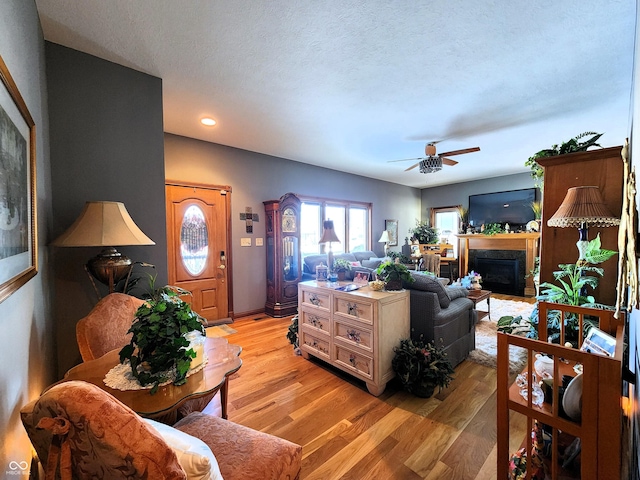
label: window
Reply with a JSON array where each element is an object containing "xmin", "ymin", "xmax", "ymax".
[
  {"xmin": 300, "ymin": 197, "xmax": 371, "ymax": 256},
  {"xmin": 431, "ymin": 206, "xmax": 460, "ymax": 256}
]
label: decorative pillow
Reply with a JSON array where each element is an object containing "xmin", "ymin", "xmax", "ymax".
[
  {"xmin": 405, "ymin": 271, "xmax": 451, "ymax": 308},
  {"xmin": 446, "ymin": 286, "xmax": 469, "ymax": 300},
  {"xmin": 144, "ymin": 419, "xmax": 223, "ymax": 480},
  {"xmin": 349, "ymin": 261, "xmax": 362, "ymax": 268}
]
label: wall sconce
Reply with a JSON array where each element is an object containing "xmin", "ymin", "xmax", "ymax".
[{"xmin": 52, "ymin": 201, "xmax": 155, "ymax": 297}]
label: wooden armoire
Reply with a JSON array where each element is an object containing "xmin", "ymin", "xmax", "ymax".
[{"xmin": 537, "ymin": 146, "xmax": 623, "ymax": 306}]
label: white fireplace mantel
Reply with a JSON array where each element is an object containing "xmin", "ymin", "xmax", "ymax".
[{"xmin": 456, "ymin": 233, "xmax": 540, "ymax": 297}]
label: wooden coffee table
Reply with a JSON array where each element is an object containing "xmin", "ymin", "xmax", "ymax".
[
  {"xmin": 53, "ymin": 337, "xmax": 242, "ymax": 424},
  {"xmin": 467, "ymin": 289, "xmax": 491, "ymax": 320}
]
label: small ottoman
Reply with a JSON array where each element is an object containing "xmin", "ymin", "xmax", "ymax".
[{"xmin": 173, "ymin": 412, "xmax": 302, "ymax": 480}]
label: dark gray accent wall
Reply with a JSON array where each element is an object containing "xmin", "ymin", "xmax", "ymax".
[
  {"xmin": 46, "ymin": 43, "xmax": 167, "ymax": 375},
  {"xmin": 421, "ymin": 172, "xmax": 536, "ymax": 215},
  {"xmin": 0, "ymin": 0, "xmax": 55, "ymax": 468},
  {"xmin": 165, "ymin": 133, "xmax": 422, "ymax": 315}
]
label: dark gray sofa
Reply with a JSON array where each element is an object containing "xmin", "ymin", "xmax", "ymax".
[
  {"xmin": 301, "ymin": 250, "xmax": 385, "ymax": 281},
  {"xmin": 403, "ymin": 271, "xmax": 477, "ymax": 368}
]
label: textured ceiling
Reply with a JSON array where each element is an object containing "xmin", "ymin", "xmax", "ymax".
[{"xmin": 35, "ymin": 0, "xmax": 636, "ymax": 188}]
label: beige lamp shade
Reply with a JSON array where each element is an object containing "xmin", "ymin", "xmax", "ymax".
[
  {"xmin": 547, "ymin": 186, "xmax": 620, "ymax": 228},
  {"xmin": 378, "ymin": 230, "xmax": 390, "ymax": 243},
  {"xmin": 318, "ymin": 220, "xmax": 340, "ymax": 244},
  {"xmin": 52, "ymin": 201, "xmax": 155, "ymax": 247},
  {"xmin": 52, "ymin": 201, "xmax": 155, "ymax": 296}
]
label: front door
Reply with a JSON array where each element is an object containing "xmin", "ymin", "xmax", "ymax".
[{"xmin": 166, "ymin": 183, "xmax": 232, "ymax": 324}]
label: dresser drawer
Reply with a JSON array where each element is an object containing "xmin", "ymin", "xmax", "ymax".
[
  {"xmin": 334, "ymin": 344, "xmax": 373, "ymax": 380},
  {"xmin": 300, "ymin": 330, "xmax": 330, "ymax": 360},
  {"xmin": 334, "ymin": 319, "xmax": 373, "ymax": 353},
  {"xmin": 334, "ymin": 297, "xmax": 373, "ymax": 324},
  {"xmin": 300, "ymin": 289, "xmax": 330, "ymax": 310},
  {"xmin": 300, "ymin": 309, "xmax": 330, "ymax": 335}
]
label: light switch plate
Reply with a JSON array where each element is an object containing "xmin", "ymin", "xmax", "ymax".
[
  {"xmin": 240, "ymin": 238, "xmax": 252, "ymax": 247},
  {"xmin": 256, "ymin": 238, "xmax": 264, "ymax": 246}
]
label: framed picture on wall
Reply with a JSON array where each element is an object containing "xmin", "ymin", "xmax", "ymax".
[
  {"xmin": 385, "ymin": 219, "xmax": 398, "ymax": 246},
  {"xmin": 0, "ymin": 54, "xmax": 37, "ymax": 304}
]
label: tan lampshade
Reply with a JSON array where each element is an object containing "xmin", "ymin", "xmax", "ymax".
[
  {"xmin": 378, "ymin": 230, "xmax": 390, "ymax": 243},
  {"xmin": 52, "ymin": 201, "xmax": 155, "ymax": 296},
  {"xmin": 319, "ymin": 220, "xmax": 340, "ymax": 244},
  {"xmin": 52, "ymin": 201, "xmax": 155, "ymax": 247},
  {"xmin": 547, "ymin": 186, "xmax": 620, "ymax": 228}
]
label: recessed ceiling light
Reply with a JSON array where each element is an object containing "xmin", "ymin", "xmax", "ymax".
[{"xmin": 200, "ymin": 117, "xmax": 216, "ymax": 126}]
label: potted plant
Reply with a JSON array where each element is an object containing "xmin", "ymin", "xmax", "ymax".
[
  {"xmin": 119, "ymin": 278, "xmax": 206, "ymax": 394},
  {"xmin": 375, "ymin": 260, "xmax": 414, "ymax": 291},
  {"xmin": 391, "ymin": 337, "xmax": 455, "ymax": 398},
  {"xmin": 457, "ymin": 205, "xmax": 469, "ymax": 233},
  {"xmin": 333, "ymin": 258, "xmax": 353, "ymax": 281},
  {"xmin": 525, "ymin": 131, "xmax": 603, "ymax": 187},
  {"xmin": 408, "ymin": 220, "xmax": 439, "ymax": 244}
]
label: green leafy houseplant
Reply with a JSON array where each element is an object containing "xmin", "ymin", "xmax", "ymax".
[
  {"xmin": 525, "ymin": 132, "xmax": 603, "ymax": 187},
  {"xmin": 409, "ymin": 220, "xmax": 439, "ymax": 244},
  {"xmin": 333, "ymin": 258, "xmax": 353, "ymax": 272},
  {"xmin": 392, "ymin": 337, "xmax": 454, "ymax": 398},
  {"xmin": 375, "ymin": 260, "xmax": 415, "ymax": 291},
  {"xmin": 388, "ymin": 251, "xmax": 412, "ymax": 264},
  {"xmin": 533, "ymin": 234, "xmax": 617, "ymax": 344},
  {"xmin": 286, "ymin": 314, "xmax": 299, "ymax": 351},
  {"xmin": 482, "ymin": 223, "xmax": 504, "ymax": 236},
  {"xmin": 119, "ymin": 281, "xmax": 205, "ymax": 394}
]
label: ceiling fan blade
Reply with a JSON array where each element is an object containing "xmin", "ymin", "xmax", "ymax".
[
  {"xmin": 441, "ymin": 157, "xmax": 458, "ymax": 166},
  {"xmin": 438, "ymin": 146, "xmax": 480, "ymax": 157},
  {"xmin": 388, "ymin": 157, "xmax": 423, "ymax": 163},
  {"xmin": 405, "ymin": 162, "xmax": 421, "ymax": 171}
]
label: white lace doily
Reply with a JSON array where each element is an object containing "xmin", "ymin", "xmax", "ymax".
[{"xmin": 104, "ymin": 355, "xmax": 208, "ymax": 391}]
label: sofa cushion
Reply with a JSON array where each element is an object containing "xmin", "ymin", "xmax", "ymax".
[
  {"xmin": 361, "ymin": 258, "xmax": 383, "ymax": 269},
  {"xmin": 352, "ymin": 250, "xmax": 378, "ymax": 262},
  {"xmin": 446, "ymin": 286, "xmax": 469, "ymax": 301},
  {"xmin": 405, "ymin": 271, "xmax": 451, "ymax": 308}
]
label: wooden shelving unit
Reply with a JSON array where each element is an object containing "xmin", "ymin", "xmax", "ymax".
[{"xmin": 497, "ymin": 302, "xmax": 625, "ymax": 479}]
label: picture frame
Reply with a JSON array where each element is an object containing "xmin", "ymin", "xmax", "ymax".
[
  {"xmin": 353, "ymin": 271, "xmax": 370, "ymax": 285},
  {"xmin": 580, "ymin": 326, "xmax": 617, "ymax": 357},
  {"xmin": 0, "ymin": 55, "xmax": 37, "ymax": 304},
  {"xmin": 385, "ymin": 219, "xmax": 398, "ymax": 246}
]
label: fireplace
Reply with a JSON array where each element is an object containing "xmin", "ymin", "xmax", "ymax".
[
  {"xmin": 457, "ymin": 233, "xmax": 540, "ymax": 297},
  {"xmin": 468, "ymin": 248, "xmax": 527, "ymax": 296},
  {"xmin": 476, "ymin": 257, "xmax": 520, "ymax": 295}
]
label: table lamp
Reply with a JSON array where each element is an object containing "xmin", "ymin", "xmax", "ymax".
[
  {"xmin": 378, "ymin": 230, "xmax": 390, "ymax": 258},
  {"xmin": 319, "ymin": 220, "xmax": 340, "ymax": 272},
  {"xmin": 52, "ymin": 201, "xmax": 155, "ymax": 296},
  {"xmin": 547, "ymin": 186, "xmax": 620, "ymax": 264}
]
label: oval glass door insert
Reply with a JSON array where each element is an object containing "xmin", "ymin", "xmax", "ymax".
[{"xmin": 180, "ymin": 204, "xmax": 208, "ymax": 275}]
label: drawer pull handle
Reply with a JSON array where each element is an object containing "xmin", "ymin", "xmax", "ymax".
[
  {"xmin": 346, "ymin": 329, "xmax": 361, "ymax": 343},
  {"xmin": 309, "ymin": 294, "xmax": 320, "ymax": 306},
  {"xmin": 310, "ymin": 316, "xmax": 323, "ymax": 329},
  {"xmin": 347, "ymin": 302, "xmax": 359, "ymax": 317},
  {"xmin": 306, "ymin": 339, "xmax": 328, "ymax": 354}
]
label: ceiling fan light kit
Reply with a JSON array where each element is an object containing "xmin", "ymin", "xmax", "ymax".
[{"xmin": 419, "ymin": 156, "xmax": 443, "ymax": 173}]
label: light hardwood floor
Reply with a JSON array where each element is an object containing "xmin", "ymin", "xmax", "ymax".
[{"xmin": 224, "ymin": 294, "xmax": 535, "ymax": 479}]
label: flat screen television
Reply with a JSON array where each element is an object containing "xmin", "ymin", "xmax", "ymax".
[{"xmin": 468, "ymin": 188, "xmax": 538, "ymax": 229}]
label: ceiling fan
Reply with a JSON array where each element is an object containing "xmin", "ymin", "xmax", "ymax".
[{"xmin": 389, "ymin": 142, "xmax": 480, "ymax": 173}]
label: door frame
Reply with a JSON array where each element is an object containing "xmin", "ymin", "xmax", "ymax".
[{"xmin": 165, "ymin": 180, "xmax": 234, "ymax": 319}]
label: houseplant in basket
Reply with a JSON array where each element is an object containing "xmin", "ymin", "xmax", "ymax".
[
  {"xmin": 408, "ymin": 220, "xmax": 439, "ymax": 244},
  {"xmin": 375, "ymin": 260, "xmax": 414, "ymax": 291},
  {"xmin": 333, "ymin": 258, "xmax": 353, "ymax": 281},
  {"xmin": 119, "ymin": 277, "xmax": 206, "ymax": 394},
  {"xmin": 392, "ymin": 337, "xmax": 454, "ymax": 398}
]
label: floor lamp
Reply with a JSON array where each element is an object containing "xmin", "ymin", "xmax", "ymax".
[
  {"xmin": 52, "ymin": 201, "xmax": 155, "ymax": 298},
  {"xmin": 319, "ymin": 220, "xmax": 340, "ymax": 272}
]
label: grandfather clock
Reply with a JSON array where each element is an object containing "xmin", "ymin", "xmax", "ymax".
[{"xmin": 264, "ymin": 193, "xmax": 301, "ymax": 317}]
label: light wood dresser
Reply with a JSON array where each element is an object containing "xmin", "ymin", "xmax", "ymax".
[{"xmin": 297, "ymin": 280, "xmax": 409, "ymax": 396}]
